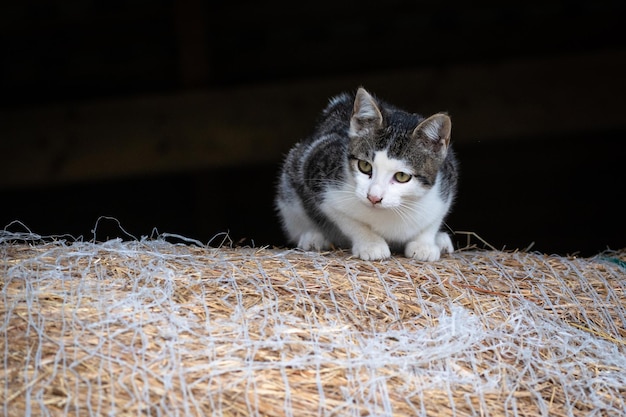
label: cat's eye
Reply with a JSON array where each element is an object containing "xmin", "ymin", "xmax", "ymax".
[
  {"xmin": 394, "ymin": 172, "xmax": 412, "ymax": 183},
  {"xmin": 357, "ymin": 160, "xmax": 372, "ymax": 175}
]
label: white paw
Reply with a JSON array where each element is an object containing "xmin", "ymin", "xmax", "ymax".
[
  {"xmin": 436, "ymin": 231, "xmax": 454, "ymax": 254},
  {"xmin": 405, "ymin": 240, "xmax": 441, "ymax": 262},
  {"xmin": 352, "ymin": 240, "xmax": 391, "ymax": 261},
  {"xmin": 298, "ymin": 231, "xmax": 330, "ymax": 251}
]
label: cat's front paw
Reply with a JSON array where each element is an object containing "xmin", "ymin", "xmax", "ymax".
[
  {"xmin": 298, "ymin": 231, "xmax": 330, "ymax": 251},
  {"xmin": 405, "ymin": 240, "xmax": 441, "ymax": 262},
  {"xmin": 435, "ymin": 232, "xmax": 454, "ymax": 254},
  {"xmin": 352, "ymin": 241, "xmax": 391, "ymax": 261}
]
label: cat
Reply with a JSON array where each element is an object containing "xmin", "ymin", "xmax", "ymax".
[{"xmin": 275, "ymin": 87, "xmax": 458, "ymax": 261}]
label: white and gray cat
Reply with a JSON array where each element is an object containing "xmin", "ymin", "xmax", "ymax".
[{"xmin": 276, "ymin": 87, "xmax": 458, "ymax": 261}]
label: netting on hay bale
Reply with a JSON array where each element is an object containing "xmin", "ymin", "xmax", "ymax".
[{"xmin": 1, "ymin": 230, "xmax": 625, "ymax": 416}]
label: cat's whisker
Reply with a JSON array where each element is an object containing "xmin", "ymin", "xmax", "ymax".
[{"xmin": 391, "ymin": 204, "xmax": 421, "ymax": 228}]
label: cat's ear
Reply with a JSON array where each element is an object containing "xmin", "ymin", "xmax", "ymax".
[
  {"xmin": 412, "ymin": 113, "xmax": 452, "ymax": 151},
  {"xmin": 349, "ymin": 87, "xmax": 383, "ymax": 137}
]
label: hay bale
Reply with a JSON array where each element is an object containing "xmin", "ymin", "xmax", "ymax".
[{"xmin": 1, "ymin": 234, "xmax": 625, "ymax": 416}]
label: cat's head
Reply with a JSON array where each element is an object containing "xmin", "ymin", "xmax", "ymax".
[{"xmin": 346, "ymin": 87, "xmax": 452, "ymax": 209}]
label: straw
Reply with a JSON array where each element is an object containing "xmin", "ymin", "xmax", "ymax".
[{"xmin": 1, "ymin": 231, "xmax": 625, "ymax": 416}]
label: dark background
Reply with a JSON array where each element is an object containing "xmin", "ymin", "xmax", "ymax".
[{"xmin": 1, "ymin": 1, "xmax": 625, "ymax": 256}]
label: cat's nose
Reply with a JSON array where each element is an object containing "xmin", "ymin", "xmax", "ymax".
[{"xmin": 367, "ymin": 194, "xmax": 383, "ymax": 205}]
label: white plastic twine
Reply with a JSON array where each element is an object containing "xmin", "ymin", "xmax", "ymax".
[{"xmin": 1, "ymin": 227, "xmax": 625, "ymax": 416}]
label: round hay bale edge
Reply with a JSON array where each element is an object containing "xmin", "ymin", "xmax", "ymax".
[{"xmin": 1, "ymin": 236, "xmax": 625, "ymax": 416}]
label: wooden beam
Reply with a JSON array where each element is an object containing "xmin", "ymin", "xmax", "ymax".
[{"xmin": 1, "ymin": 49, "xmax": 624, "ymax": 188}]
